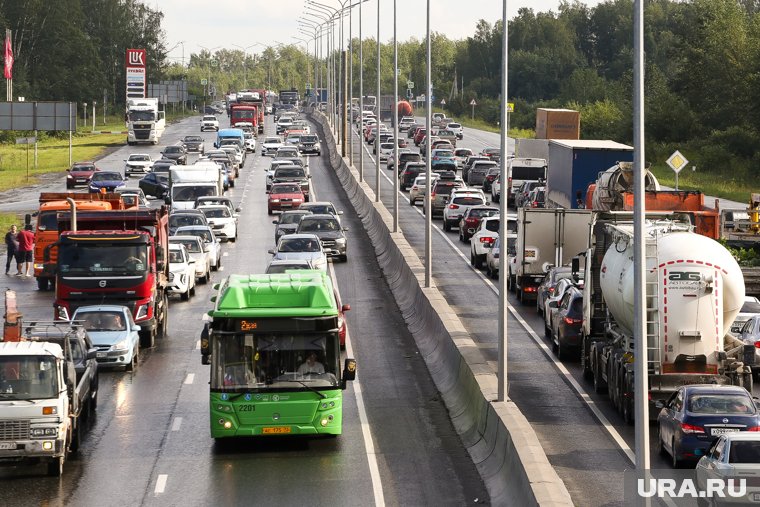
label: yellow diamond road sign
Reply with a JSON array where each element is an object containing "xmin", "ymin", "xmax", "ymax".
[{"xmin": 666, "ymin": 150, "xmax": 689, "ymax": 174}]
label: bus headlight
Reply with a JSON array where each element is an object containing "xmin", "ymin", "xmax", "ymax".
[{"xmin": 320, "ymin": 418, "xmax": 329, "ymax": 427}]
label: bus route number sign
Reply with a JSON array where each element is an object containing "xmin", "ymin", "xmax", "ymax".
[{"xmin": 239, "ymin": 320, "xmax": 258, "ymax": 331}]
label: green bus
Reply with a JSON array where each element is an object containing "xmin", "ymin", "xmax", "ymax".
[{"xmin": 201, "ymin": 272, "xmax": 356, "ymax": 438}]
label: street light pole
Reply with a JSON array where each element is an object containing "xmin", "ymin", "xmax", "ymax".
[
  {"xmin": 359, "ymin": 0, "xmax": 364, "ymax": 181},
  {"xmin": 424, "ymin": 0, "xmax": 432, "ymax": 288},
  {"xmin": 392, "ymin": 0, "xmax": 398, "ymax": 231},
  {"xmin": 497, "ymin": 0, "xmax": 509, "ymax": 402},
  {"xmin": 374, "ymin": 0, "xmax": 380, "ymax": 203}
]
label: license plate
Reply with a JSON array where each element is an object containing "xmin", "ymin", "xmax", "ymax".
[
  {"xmin": 262, "ymin": 427, "xmax": 291, "ymax": 435},
  {"xmin": 0, "ymin": 442, "xmax": 17, "ymax": 450},
  {"xmin": 96, "ymin": 352, "xmax": 107, "ymax": 359},
  {"xmin": 711, "ymin": 428, "xmax": 740, "ymax": 436},
  {"xmin": 753, "ymin": 493, "xmax": 760, "ymax": 501}
]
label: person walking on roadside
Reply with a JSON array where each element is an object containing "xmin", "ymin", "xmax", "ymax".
[
  {"xmin": 4, "ymin": 225, "xmax": 18, "ymax": 275},
  {"xmin": 15, "ymin": 224, "xmax": 34, "ymax": 277}
]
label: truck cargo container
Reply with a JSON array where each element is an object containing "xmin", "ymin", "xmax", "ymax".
[
  {"xmin": 546, "ymin": 140, "xmax": 633, "ymax": 209},
  {"xmin": 535, "ymin": 108, "xmax": 580, "ymax": 140}
]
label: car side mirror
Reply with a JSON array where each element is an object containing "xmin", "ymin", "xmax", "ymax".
[
  {"xmin": 216, "ymin": 238, "xmax": 221, "ymax": 243},
  {"xmin": 342, "ymin": 227, "xmax": 349, "ymax": 232},
  {"xmin": 87, "ymin": 348, "xmax": 98, "ymax": 360},
  {"xmin": 654, "ymin": 400, "xmax": 665, "ymax": 409},
  {"xmin": 133, "ymin": 325, "xmax": 142, "ymax": 332},
  {"xmin": 164, "ymin": 196, "xmax": 171, "ymax": 204},
  {"xmin": 338, "ymin": 210, "xmax": 344, "ymax": 215},
  {"xmin": 235, "ymin": 207, "xmax": 241, "ymax": 212},
  {"xmin": 268, "ymin": 249, "xmax": 275, "ymax": 254},
  {"xmin": 188, "ymin": 259, "xmax": 195, "ymax": 264},
  {"xmin": 548, "ymin": 301, "xmax": 558, "ymax": 309},
  {"xmin": 272, "ymin": 220, "xmax": 279, "ymax": 224}
]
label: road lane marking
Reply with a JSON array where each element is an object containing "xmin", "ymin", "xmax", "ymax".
[
  {"xmin": 195, "ymin": 339, "xmax": 201, "ymax": 349},
  {"xmin": 154, "ymin": 474, "xmax": 168, "ymax": 494},
  {"xmin": 329, "ymin": 262, "xmax": 386, "ymax": 507},
  {"xmin": 171, "ymin": 417, "xmax": 183, "ymax": 432},
  {"xmin": 223, "ymin": 252, "xmax": 229, "ymax": 257},
  {"xmin": 350, "ymin": 125, "xmax": 636, "ymax": 465},
  {"xmin": 184, "ymin": 373, "xmax": 194, "ymax": 385}
]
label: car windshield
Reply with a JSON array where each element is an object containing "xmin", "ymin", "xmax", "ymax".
[
  {"xmin": 164, "ymin": 147, "xmax": 182, "ymax": 153},
  {"xmin": 266, "ymin": 263, "xmax": 311, "ymax": 273},
  {"xmin": 92, "ymin": 172, "xmax": 122, "ymax": 181},
  {"xmin": 203, "ymin": 116, "xmax": 216, "ymax": 121},
  {"xmin": 170, "ymin": 215, "xmax": 204, "ymax": 228},
  {"xmin": 265, "ymin": 138, "xmax": 281, "ymax": 144},
  {"xmin": 172, "ymin": 239, "xmax": 201, "ymax": 253},
  {"xmin": 280, "ymin": 238, "xmax": 321, "ymax": 252},
  {"xmin": 77, "ymin": 310, "xmax": 127, "ymax": 332},
  {"xmin": 449, "ymin": 124, "xmax": 461, "ymax": 129},
  {"xmin": 688, "ymin": 394, "xmax": 757, "ymax": 414},
  {"xmin": 511, "ymin": 166, "xmax": 545, "ymax": 180},
  {"xmin": 71, "ymin": 164, "xmax": 95, "ymax": 172},
  {"xmin": 485, "ymin": 220, "xmax": 500, "ymax": 233},
  {"xmin": 275, "ymin": 168, "xmax": 305, "ymax": 178},
  {"xmin": 272, "ymin": 184, "xmax": 301, "ymax": 194},
  {"xmin": 279, "ymin": 213, "xmax": 308, "ymax": 225},
  {"xmin": 729, "ymin": 441, "xmax": 760, "ymax": 464},
  {"xmin": 299, "ymin": 218, "xmax": 339, "ymax": 232},
  {"xmin": 0, "ymin": 356, "xmax": 58, "ymax": 400},
  {"xmin": 381, "ymin": 143, "xmax": 393, "ymax": 150},
  {"xmin": 169, "ymin": 250, "xmax": 184, "ymax": 263},
  {"xmin": 129, "ymin": 155, "xmax": 150, "ymax": 162},
  {"xmin": 202, "ymin": 208, "xmax": 231, "ymax": 218},
  {"xmin": 741, "ymin": 300, "xmax": 760, "ymax": 313},
  {"xmin": 36, "ymin": 211, "xmax": 58, "ymax": 232},
  {"xmin": 184, "ymin": 136, "xmax": 202, "ymax": 142},
  {"xmin": 301, "ymin": 204, "xmax": 334, "ymax": 215},
  {"xmin": 302, "ymin": 135, "xmax": 318, "ymax": 143}
]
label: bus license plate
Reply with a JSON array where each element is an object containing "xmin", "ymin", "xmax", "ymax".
[
  {"xmin": 262, "ymin": 427, "xmax": 291, "ymax": 435},
  {"xmin": 0, "ymin": 442, "xmax": 17, "ymax": 450}
]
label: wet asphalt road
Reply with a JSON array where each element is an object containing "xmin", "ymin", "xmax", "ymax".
[{"xmin": 0, "ymin": 115, "xmax": 487, "ymax": 506}]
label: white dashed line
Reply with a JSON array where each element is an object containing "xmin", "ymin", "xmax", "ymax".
[
  {"xmin": 184, "ymin": 373, "xmax": 194, "ymax": 385},
  {"xmin": 171, "ymin": 417, "xmax": 183, "ymax": 432},
  {"xmin": 154, "ymin": 474, "xmax": 168, "ymax": 494}
]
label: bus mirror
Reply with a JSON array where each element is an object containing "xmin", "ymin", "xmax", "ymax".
[
  {"xmin": 200, "ymin": 323, "xmax": 211, "ymax": 362},
  {"xmin": 341, "ymin": 358, "xmax": 356, "ymax": 388}
]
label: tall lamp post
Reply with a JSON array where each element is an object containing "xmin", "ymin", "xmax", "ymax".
[
  {"xmin": 424, "ymin": 0, "xmax": 432, "ymax": 287},
  {"xmin": 374, "ymin": 0, "xmax": 380, "ymax": 202},
  {"xmin": 198, "ymin": 45, "xmax": 221, "ymax": 111},
  {"xmin": 497, "ymin": 0, "xmax": 509, "ymax": 402}
]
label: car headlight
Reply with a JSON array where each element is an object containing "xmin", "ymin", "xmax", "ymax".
[
  {"xmin": 112, "ymin": 337, "xmax": 131, "ymax": 350},
  {"xmin": 67, "ymin": 174, "xmax": 74, "ymax": 179},
  {"xmin": 270, "ymin": 199, "xmax": 280, "ymax": 202},
  {"xmin": 335, "ymin": 238, "xmax": 346, "ymax": 244},
  {"xmin": 168, "ymin": 272, "xmax": 175, "ymax": 282}
]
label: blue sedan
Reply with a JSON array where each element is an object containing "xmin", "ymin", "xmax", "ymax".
[
  {"xmin": 71, "ymin": 305, "xmax": 141, "ymax": 371},
  {"xmin": 88, "ymin": 171, "xmax": 125, "ymax": 193},
  {"xmin": 657, "ymin": 385, "xmax": 760, "ymax": 467}
]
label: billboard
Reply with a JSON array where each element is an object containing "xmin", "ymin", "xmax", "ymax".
[
  {"xmin": 0, "ymin": 102, "xmax": 76, "ymax": 131},
  {"xmin": 125, "ymin": 48, "xmax": 146, "ymax": 101}
]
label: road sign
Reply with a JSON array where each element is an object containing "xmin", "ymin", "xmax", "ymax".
[
  {"xmin": 15, "ymin": 137, "xmax": 36, "ymax": 144},
  {"xmin": 440, "ymin": 99, "xmax": 446, "ymax": 106},
  {"xmin": 201, "ymin": 79, "xmax": 208, "ymax": 86},
  {"xmin": 507, "ymin": 102, "xmax": 514, "ymax": 113},
  {"xmin": 407, "ymin": 81, "xmax": 414, "ymax": 89},
  {"xmin": 666, "ymin": 150, "xmax": 689, "ymax": 174},
  {"xmin": 469, "ymin": 99, "xmax": 477, "ymax": 106}
]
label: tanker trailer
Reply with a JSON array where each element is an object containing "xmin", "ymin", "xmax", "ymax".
[
  {"xmin": 397, "ymin": 100, "xmax": 413, "ymax": 120},
  {"xmin": 580, "ymin": 212, "xmax": 754, "ymax": 423}
]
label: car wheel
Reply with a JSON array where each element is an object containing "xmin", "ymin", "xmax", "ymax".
[
  {"xmin": 267, "ymin": 208, "xmax": 273, "ymax": 215},
  {"xmin": 190, "ymin": 284, "xmax": 196, "ymax": 296},
  {"xmin": 474, "ymin": 254, "xmax": 484, "ymax": 269},
  {"xmin": 181, "ymin": 289, "xmax": 190, "ymax": 301},
  {"xmin": 671, "ymin": 439, "xmax": 682, "ymax": 469},
  {"xmin": 443, "ymin": 220, "xmax": 450, "ymax": 232}
]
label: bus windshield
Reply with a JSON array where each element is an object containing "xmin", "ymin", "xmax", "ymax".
[{"xmin": 211, "ymin": 332, "xmax": 339, "ymax": 390}]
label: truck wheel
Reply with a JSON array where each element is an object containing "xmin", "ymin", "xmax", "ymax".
[
  {"xmin": 140, "ymin": 329, "xmax": 155, "ymax": 349},
  {"xmin": 47, "ymin": 456, "xmax": 64, "ymax": 477},
  {"xmin": 36, "ymin": 277, "xmax": 49, "ymax": 291},
  {"xmin": 70, "ymin": 420, "xmax": 81, "ymax": 453},
  {"xmin": 622, "ymin": 375, "xmax": 633, "ymax": 425},
  {"xmin": 593, "ymin": 359, "xmax": 607, "ymax": 394},
  {"xmin": 158, "ymin": 297, "xmax": 168, "ymax": 338}
]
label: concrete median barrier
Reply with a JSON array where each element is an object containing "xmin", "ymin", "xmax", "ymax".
[{"xmin": 309, "ymin": 110, "xmax": 572, "ymax": 506}]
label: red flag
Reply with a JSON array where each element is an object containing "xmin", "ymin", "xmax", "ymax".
[{"xmin": 4, "ymin": 36, "xmax": 13, "ymax": 80}]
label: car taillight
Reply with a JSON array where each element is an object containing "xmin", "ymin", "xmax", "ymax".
[
  {"xmin": 531, "ymin": 201, "xmax": 539, "ymax": 208},
  {"xmin": 748, "ymin": 426, "xmax": 760, "ymax": 432},
  {"xmin": 680, "ymin": 422, "xmax": 705, "ymax": 434},
  {"xmin": 466, "ymin": 218, "xmax": 478, "ymax": 224},
  {"xmin": 548, "ymin": 287, "xmax": 555, "ymax": 294},
  {"xmin": 507, "ymin": 177, "xmax": 512, "ymax": 190},
  {"xmin": 755, "ymin": 341, "xmax": 760, "ymax": 348},
  {"xmin": 480, "ymin": 237, "xmax": 494, "ymax": 244},
  {"xmin": 431, "ymin": 193, "xmax": 436, "ymax": 198},
  {"xmin": 449, "ymin": 204, "xmax": 459, "ymax": 209},
  {"xmin": 524, "ymin": 286, "xmax": 537, "ymax": 293},
  {"xmin": 411, "ymin": 185, "xmax": 418, "ymax": 190},
  {"xmin": 564, "ymin": 317, "xmax": 582, "ymax": 325}
]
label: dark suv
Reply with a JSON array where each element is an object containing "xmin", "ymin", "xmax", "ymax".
[
  {"xmin": 399, "ymin": 162, "xmax": 426, "ymax": 190},
  {"xmin": 160, "ymin": 145, "xmax": 188, "ymax": 165},
  {"xmin": 389, "ymin": 151, "xmax": 421, "ymax": 173},
  {"xmin": 426, "ymin": 178, "xmax": 465, "ymax": 217}
]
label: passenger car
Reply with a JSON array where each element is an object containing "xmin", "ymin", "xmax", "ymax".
[
  {"xmin": 267, "ymin": 233, "xmax": 328, "ymax": 271},
  {"xmin": 547, "ymin": 285, "xmax": 584, "ymax": 359},
  {"xmin": 264, "ymin": 259, "xmax": 314, "ymax": 273},
  {"xmin": 399, "ymin": 162, "xmax": 427, "ymax": 191},
  {"xmin": 388, "ymin": 150, "xmax": 420, "ymax": 173},
  {"xmin": 88, "ymin": 171, "xmax": 125, "ymax": 193},
  {"xmin": 138, "ymin": 172, "xmax": 169, "ymax": 199},
  {"xmin": 737, "ymin": 315, "xmax": 760, "ymax": 376},
  {"xmin": 526, "ymin": 187, "xmax": 546, "ymax": 208},
  {"xmin": 398, "ymin": 117, "xmax": 416, "ymax": 132},
  {"xmin": 298, "ymin": 134, "xmax": 321, "ymax": 155},
  {"xmin": 198, "ymin": 205, "xmax": 238, "ymax": 242},
  {"xmin": 174, "ymin": 225, "xmax": 222, "ymax": 271},
  {"xmin": 169, "ymin": 235, "xmax": 210, "ymax": 284},
  {"xmin": 124, "ymin": 154, "xmax": 154, "ymax": 176},
  {"xmin": 160, "ymin": 145, "xmax": 187, "ymax": 165},
  {"xmin": 467, "ymin": 161, "xmax": 499, "ymax": 187},
  {"xmin": 194, "ymin": 196, "xmax": 240, "ymax": 217},
  {"xmin": 273, "ymin": 210, "xmax": 312, "ymax": 243},
  {"xmin": 378, "ymin": 142, "xmax": 394, "ymax": 162},
  {"xmin": 485, "ymin": 236, "xmax": 501, "ymax": 279},
  {"xmin": 72, "ymin": 305, "xmax": 140, "ymax": 371},
  {"xmin": 425, "ymin": 178, "xmax": 466, "ymax": 217},
  {"xmin": 458, "ymin": 205, "xmax": 499, "ymax": 242},
  {"xmin": 696, "ymin": 432, "xmax": 760, "ymax": 504},
  {"xmin": 66, "ymin": 161, "xmax": 100, "ymax": 189},
  {"xmin": 536, "ymin": 266, "xmax": 575, "ymax": 317},
  {"xmin": 267, "ymin": 182, "xmax": 305, "ymax": 215},
  {"xmin": 514, "ymin": 180, "xmax": 543, "ymax": 208},
  {"xmin": 470, "ymin": 216, "xmax": 500, "ymax": 269},
  {"xmin": 453, "ymin": 148, "xmax": 473, "ymax": 170},
  {"xmin": 430, "ymin": 148, "xmax": 457, "ymax": 170},
  {"xmin": 114, "ymin": 187, "xmax": 149, "ymax": 209},
  {"xmin": 298, "ymin": 201, "xmax": 343, "ymax": 225},
  {"xmin": 168, "ymin": 211, "xmax": 208, "ymax": 235},
  {"xmin": 409, "ymin": 173, "xmax": 440, "ymax": 206},
  {"xmin": 181, "ymin": 135, "xmax": 204, "ymax": 154},
  {"xmin": 731, "ymin": 296, "xmax": 760, "ymax": 334},
  {"xmin": 201, "ymin": 115, "xmax": 220, "ymax": 132},
  {"xmin": 262, "ymin": 136, "xmax": 284, "ymax": 156},
  {"xmin": 296, "ymin": 214, "xmax": 348, "ymax": 261},
  {"xmin": 482, "ymin": 168, "xmax": 500, "ymax": 193},
  {"xmin": 442, "ymin": 191, "xmax": 487, "ymax": 231},
  {"xmin": 243, "ymin": 131, "xmax": 256, "ymax": 152},
  {"xmin": 657, "ymin": 385, "xmax": 760, "ymax": 467},
  {"xmin": 167, "ymin": 243, "xmax": 196, "ymax": 301},
  {"xmin": 446, "ymin": 122, "xmax": 464, "ymax": 139}
]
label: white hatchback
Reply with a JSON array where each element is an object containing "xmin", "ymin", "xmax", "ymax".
[{"xmin": 168, "ymin": 243, "xmax": 196, "ymax": 301}]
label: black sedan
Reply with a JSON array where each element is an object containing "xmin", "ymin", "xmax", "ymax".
[
  {"xmin": 657, "ymin": 385, "xmax": 760, "ymax": 468},
  {"xmin": 536, "ymin": 266, "xmax": 575, "ymax": 317},
  {"xmin": 161, "ymin": 145, "xmax": 187, "ymax": 165},
  {"xmin": 151, "ymin": 158, "xmax": 177, "ymax": 175},
  {"xmin": 139, "ymin": 172, "xmax": 169, "ymax": 199}
]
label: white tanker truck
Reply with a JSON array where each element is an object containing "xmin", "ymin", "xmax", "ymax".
[{"xmin": 580, "ymin": 211, "xmax": 755, "ymax": 423}]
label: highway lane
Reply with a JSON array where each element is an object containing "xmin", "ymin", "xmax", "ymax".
[
  {"xmin": 344, "ymin": 116, "xmax": 760, "ymax": 505},
  {"xmin": 0, "ymin": 114, "xmax": 486, "ymax": 506}
]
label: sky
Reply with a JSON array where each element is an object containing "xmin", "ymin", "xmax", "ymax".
[{"xmin": 153, "ymin": 0, "xmax": 604, "ymax": 64}]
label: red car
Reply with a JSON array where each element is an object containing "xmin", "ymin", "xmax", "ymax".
[
  {"xmin": 267, "ymin": 183, "xmax": 305, "ymax": 215},
  {"xmin": 414, "ymin": 128, "xmax": 428, "ymax": 146},
  {"xmin": 66, "ymin": 161, "xmax": 100, "ymax": 189},
  {"xmin": 335, "ymin": 289, "xmax": 351, "ymax": 349}
]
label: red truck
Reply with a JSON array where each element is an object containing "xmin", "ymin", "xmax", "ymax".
[
  {"xmin": 229, "ymin": 103, "xmax": 259, "ymax": 132},
  {"xmin": 237, "ymin": 90, "xmax": 265, "ymax": 133},
  {"xmin": 51, "ymin": 208, "xmax": 170, "ymax": 348}
]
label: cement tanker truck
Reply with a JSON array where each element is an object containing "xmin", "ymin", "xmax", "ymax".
[{"xmin": 581, "ymin": 211, "xmax": 754, "ymax": 423}]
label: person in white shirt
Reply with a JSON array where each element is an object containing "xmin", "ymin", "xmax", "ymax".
[{"xmin": 297, "ymin": 351, "xmax": 325, "ymax": 375}]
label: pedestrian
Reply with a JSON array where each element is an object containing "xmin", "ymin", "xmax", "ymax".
[
  {"xmin": 15, "ymin": 224, "xmax": 34, "ymax": 277},
  {"xmin": 4, "ymin": 224, "xmax": 18, "ymax": 275}
]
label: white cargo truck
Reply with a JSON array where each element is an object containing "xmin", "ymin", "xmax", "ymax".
[{"xmin": 127, "ymin": 98, "xmax": 166, "ymax": 145}]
